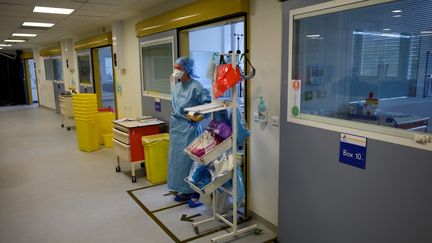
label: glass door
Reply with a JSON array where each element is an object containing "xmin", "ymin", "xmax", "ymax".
[
  {"xmin": 77, "ymin": 50, "xmax": 94, "ymax": 93},
  {"xmin": 92, "ymin": 46, "xmax": 116, "ymax": 112},
  {"xmin": 24, "ymin": 59, "xmax": 39, "ymax": 104},
  {"xmin": 180, "ymin": 17, "xmax": 246, "ymax": 113}
]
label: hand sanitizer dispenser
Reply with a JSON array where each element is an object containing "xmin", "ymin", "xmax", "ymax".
[{"xmin": 253, "ymin": 96, "xmax": 267, "ymax": 123}]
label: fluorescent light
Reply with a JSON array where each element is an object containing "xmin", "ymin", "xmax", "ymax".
[
  {"xmin": 12, "ymin": 33, "xmax": 37, "ymax": 37},
  {"xmin": 0, "ymin": 48, "xmax": 3, "ymax": 50},
  {"xmin": 307, "ymin": 34, "xmax": 320, "ymax": 38},
  {"xmin": 392, "ymin": 10, "xmax": 402, "ymax": 13},
  {"xmin": 421, "ymin": 31, "xmax": 432, "ymax": 34},
  {"xmin": 22, "ymin": 22, "xmax": 55, "ymax": 28},
  {"xmin": 393, "ymin": 15, "xmax": 402, "ymax": 18},
  {"xmin": 0, "ymin": 44, "xmax": 13, "ymax": 47},
  {"xmin": 33, "ymin": 6, "xmax": 74, "ymax": 15},
  {"xmin": 383, "ymin": 28, "xmax": 391, "ymax": 31},
  {"xmin": 5, "ymin": 39, "xmax": 26, "ymax": 43},
  {"xmin": 353, "ymin": 31, "xmax": 410, "ymax": 39}
]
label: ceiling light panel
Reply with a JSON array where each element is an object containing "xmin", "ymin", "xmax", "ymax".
[
  {"xmin": 33, "ymin": 6, "xmax": 75, "ymax": 15},
  {"xmin": 22, "ymin": 22, "xmax": 55, "ymax": 28},
  {"xmin": 0, "ymin": 44, "xmax": 12, "ymax": 47},
  {"xmin": 12, "ymin": 33, "xmax": 37, "ymax": 37},
  {"xmin": 5, "ymin": 39, "xmax": 26, "ymax": 43}
]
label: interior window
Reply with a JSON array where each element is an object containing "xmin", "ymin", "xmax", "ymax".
[
  {"xmin": 77, "ymin": 53, "xmax": 92, "ymax": 85},
  {"xmin": 44, "ymin": 58, "xmax": 53, "ymax": 81},
  {"xmin": 52, "ymin": 56, "xmax": 63, "ymax": 81},
  {"xmin": 292, "ymin": 0, "xmax": 432, "ymax": 134},
  {"xmin": 141, "ymin": 39, "xmax": 173, "ymax": 95},
  {"xmin": 180, "ymin": 17, "xmax": 246, "ymax": 111}
]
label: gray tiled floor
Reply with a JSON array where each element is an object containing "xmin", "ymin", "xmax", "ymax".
[
  {"xmin": 0, "ymin": 106, "xmax": 171, "ymax": 243},
  {"xmin": 0, "ymin": 105, "xmax": 277, "ymax": 243},
  {"xmin": 131, "ymin": 184, "xmax": 277, "ymax": 242}
]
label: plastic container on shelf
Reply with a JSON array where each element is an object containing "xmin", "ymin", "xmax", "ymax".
[
  {"xmin": 141, "ymin": 133, "xmax": 170, "ymax": 184},
  {"xmin": 184, "ymin": 135, "xmax": 233, "ymax": 165},
  {"xmin": 75, "ymin": 119, "xmax": 100, "ymax": 152}
]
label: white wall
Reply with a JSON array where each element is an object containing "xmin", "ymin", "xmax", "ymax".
[
  {"xmin": 114, "ymin": 0, "xmax": 194, "ymax": 118},
  {"xmin": 33, "ymin": 48, "xmax": 55, "ymax": 109},
  {"xmin": 248, "ymin": 0, "xmax": 282, "ymax": 226},
  {"xmin": 114, "ymin": 17, "xmax": 142, "ymax": 118},
  {"xmin": 60, "ymin": 38, "xmax": 78, "ymax": 93}
]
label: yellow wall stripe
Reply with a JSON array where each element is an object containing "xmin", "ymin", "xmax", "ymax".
[
  {"xmin": 20, "ymin": 52, "xmax": 33, "ymax": 59},
  {"xmin": 136, "ymin": 0, "xmax": 249, "ymax": 37},
  {"xmin": 74, "ymin": 32, "xmax": 113, "ymax": 51},
  {"xmin": 39, "ymin": 46, "xmax": 61, "ymax": 56}
]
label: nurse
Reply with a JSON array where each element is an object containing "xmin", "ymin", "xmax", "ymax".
[{"xmin": 167, "ymin": 57, "xmax": 210, "ymax": 206}]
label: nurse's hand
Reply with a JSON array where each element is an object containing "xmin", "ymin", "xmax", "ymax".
[{"xmin": 186, "ymin": 113, "xmax": 204, "ymax": 122}]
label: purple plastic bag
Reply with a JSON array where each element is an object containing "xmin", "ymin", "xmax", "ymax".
[{"xmin": 207, "ymin": 120, "xmax": 232, "ymax": 139}]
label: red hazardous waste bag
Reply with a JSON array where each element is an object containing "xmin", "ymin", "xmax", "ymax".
[{"xmin": 213, "ymin": 64, "xmax": 242, "ymax": 98}]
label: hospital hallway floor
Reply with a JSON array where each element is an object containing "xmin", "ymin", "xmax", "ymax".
[{"xmin": 0, "ymin": 105, "xmax": 173, "ymax": 243}]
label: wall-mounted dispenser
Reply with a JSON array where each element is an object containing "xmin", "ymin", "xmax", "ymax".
[
  {"xmin": 253, "ymin": 96, "xmax": 268, "ymax": 124},
  {"xmin": 61, "ymin": 38, "xmax": 74, "ymax": 72},
  {"xmin": 112, "ymin": 21, "xmax": 125, "ymax": 71}
]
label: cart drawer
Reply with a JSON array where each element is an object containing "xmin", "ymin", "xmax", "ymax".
[
  {"xmin": 113, "ymin": 139, "xmax": 131, "ymax": 161},
  {"xmin": 113, "ymin": 128, "xmax": 130, "ymax": 144},
  {"xmin": 114, "ymin": 123, "xmax": 129, "ymax": 133}
]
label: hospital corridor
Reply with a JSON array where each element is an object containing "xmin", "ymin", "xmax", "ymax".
[{"xmin": 0, "ymin": 0, "xmax": 432, "ymax": 243}]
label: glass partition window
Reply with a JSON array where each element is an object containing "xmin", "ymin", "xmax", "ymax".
[
  {"xmin": 180, "ymin": 18, "xmax": 246, "ymax": 110},
  {"xmin": 44, "ymin": 58, "xmax": 53, "ymax": 81},
  {"xmin": 77, "ymin": 53, "xmax": 92, "ymax": 85},
  {"xmin": 44, "ymin": 56, "xmax": 63, "ymax": 81},
  {"xmin": 52, "ymin": 56, "xmax": 63, "ymax": 81},
  {"xmin": 141, "ymin": 38, "xmax": 173, "ymax": 96},
  {"xmin": 290, "ymin": 0, "xmax": 432, "ymax": 135}
]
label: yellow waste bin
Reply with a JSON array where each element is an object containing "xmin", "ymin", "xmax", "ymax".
[
  {"xmin": 142, "ymin": 133, "xmax": 170, "ymax": 184},
  {"xmin": 75, "ymin": 119, "xmax": 100, "ymax": 152},
  {"xmin": 98, "ymin": 111, "xmax": 114, "ymax": 145}
]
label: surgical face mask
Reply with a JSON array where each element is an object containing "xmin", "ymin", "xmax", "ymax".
[{"xmin": 172, "ymin": 68, "xmax": 184, "ymax": 79}]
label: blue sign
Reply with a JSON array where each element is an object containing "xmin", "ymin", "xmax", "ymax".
[
  {"xmin": 155, "ymin": 99, "xmax": 161, "ymax": 112},
  {"xmin": 339, "ymin": 133, "xmax": 367, "ymax": 169}
]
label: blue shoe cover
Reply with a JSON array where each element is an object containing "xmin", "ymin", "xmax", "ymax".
[
  {"xmin": 174, "ymin": 193, "xmax": 191, "ymax": 202},
  {"xmin": 188, "ymin": 199, "xmax": 203, "ymax": 208}
]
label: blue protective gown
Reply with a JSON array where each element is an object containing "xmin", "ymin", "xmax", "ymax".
[{"xmin": 168, "ymin": 79, "xmax": 210, "ymax": 194}]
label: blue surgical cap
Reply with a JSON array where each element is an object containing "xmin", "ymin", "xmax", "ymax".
[{"xmin": 175, "ymin": 57, "xmax": 199, "ymax": 79}]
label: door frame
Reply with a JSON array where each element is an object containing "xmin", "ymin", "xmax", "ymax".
[
  {"xmin": 23, "ymin": 58, "xmax": 40, "ymax": 105},
  {"xmin": 91, "ymin": 45, "xmax": 118, "ymax": 118}
]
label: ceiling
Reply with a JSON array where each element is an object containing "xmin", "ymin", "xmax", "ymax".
[{"xmin": 0, "ymin": 0, "xmax": 176, "ymax": 51}]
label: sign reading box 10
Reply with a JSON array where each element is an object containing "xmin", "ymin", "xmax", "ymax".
[{"xmin": 339, "ymin": 133, "xmax": 367, "ymax": 169}]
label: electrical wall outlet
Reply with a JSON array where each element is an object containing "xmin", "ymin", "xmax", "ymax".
[
  {"xmin": 253, "ymin": 112, "xmax": 259, "ymax": 122},
  {"xmin": 272, "ymin": 116, "xmax": 279, "ymax": 127}
]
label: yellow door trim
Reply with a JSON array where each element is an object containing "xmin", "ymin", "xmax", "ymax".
[
  {"xmin": 39, "ymin": 46, "xmax": 61, "ymax": 56},
  {"xmin": 24, "ymin": 60, "xmax": 32, "ymax": 104},
  {"xmin": 110, "ymin": 47, "xmax": 118, "ymax": 119},
  {"xmin": 91, "ymin": 48, "xmax": 102, "ymax": 108},
  {"xmin": 136, "ymin": 0, "xmax": 249, "ymax": 37},
  {"xmin": 20, "ymin": 52, "xmax": 33, "ymax": 59},
  {"xmin": 74, "ymin": 32, "xmax": 113, "ymax": 51}
]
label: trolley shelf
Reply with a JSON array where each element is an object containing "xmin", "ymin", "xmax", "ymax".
[
  {"xmin": 184, "ymin": 101, "xmax": 231, "ymax": 114},
  {"xmin": 185, "ymin": 170, "xmax": 233, "ymax": 195},
  {"xmin": 184, "ymin": 136, "xmax": 232, "ymax": 165}
]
